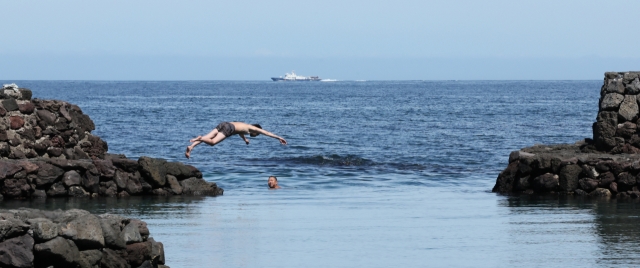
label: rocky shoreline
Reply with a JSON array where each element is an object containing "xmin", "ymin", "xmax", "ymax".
[
  {"xmin": 0, "ymin": 87, "xmax": 222, "ymax": 200},
  {"xmin": 0, "ymin": 86, "xmax": 224, "ymax": 267},
  {"xmin": 0, "ymin": 207, "xmax": 167, "ymax": 268},
  {"xmin": 493, "ymin": 72, "xmax": 640, "ymax": 198}
]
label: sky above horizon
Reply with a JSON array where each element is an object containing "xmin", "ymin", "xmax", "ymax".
[{"xmin": 2, "ymin": 0, "xmax": 639, "ymax": 80}]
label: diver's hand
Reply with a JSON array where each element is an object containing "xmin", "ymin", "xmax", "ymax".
[
  {"xmin": 279, "ymin": 138, "xmax": 287, "ymax": 145},
  {"xmin": 245, "ymin": 139, "xmax": 250, "ymax": 145}
]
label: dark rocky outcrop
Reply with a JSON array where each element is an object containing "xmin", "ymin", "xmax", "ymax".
[
  {"xmin": 0, "ymin": 208, "xmax": 168, "ymax": 268},
  {"xmin": 0, "ymin": 88, "xmax": 222, "ymax": 200},
  {"xmin": 493, "ymin": 72, "xmax": 640, "ymax": 199},
  {"xmin": 492, "ymin": 142, "xmax": 640, "ymax": 197},
  {"xmin": 0, "ymin": 156, "xmax": 223, "ymax": 200}
]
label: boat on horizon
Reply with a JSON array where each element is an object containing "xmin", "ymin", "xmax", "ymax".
[{"xmin": 271, "ymin": 71, "xmax": 321, "ymax": 81}]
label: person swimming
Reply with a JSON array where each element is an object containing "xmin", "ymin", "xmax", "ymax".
[
  {"xmin": 185, "ymin": 122, "xmax": 287, "ymax": 159},
  {"xmin": 268, "ymin": 176, "xmax": 281, "ymax": 189}
]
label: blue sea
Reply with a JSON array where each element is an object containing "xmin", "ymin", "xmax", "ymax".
[{"xmin": 2, "ymin": 80, "xmax": 639, "ymax": 267}]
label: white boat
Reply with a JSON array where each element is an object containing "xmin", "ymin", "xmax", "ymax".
[{"xmin": 271, "ymin": 71, "xmax": 320, "ymax": 81}]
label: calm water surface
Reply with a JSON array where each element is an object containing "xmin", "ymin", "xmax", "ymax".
[{"xmin": 1, "ymin": 80, "xmax": 637, "ymax": 267}]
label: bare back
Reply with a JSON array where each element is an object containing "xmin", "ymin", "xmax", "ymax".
[{"xmin": 230, "ymin": 122, "xmax": 255, "ymax": 135}]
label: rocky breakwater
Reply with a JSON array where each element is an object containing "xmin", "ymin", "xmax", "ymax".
[
  {"xmin": 0, "ymin": 208, "xmax": 168, "ymax": 268},
  {"xmin": 0, "ymin": 87, "xmax": 221, "ymax": 199},
  {"xmin": 493, "ymin": 72, "xmax": 640, "ymax": 199}
]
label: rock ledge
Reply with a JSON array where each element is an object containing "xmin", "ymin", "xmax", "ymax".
[{"xmin": 0, "ymin": 207, "xmax": 169, "ymax": 268}]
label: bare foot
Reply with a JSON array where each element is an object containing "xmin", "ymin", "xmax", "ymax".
[
  {"xmin": 189, "ymin": 136, "xmax": 202, "ymax": 143},
  {"xmin": 185, "ymin": 146, "xmax": 192, "ymax": 159}
]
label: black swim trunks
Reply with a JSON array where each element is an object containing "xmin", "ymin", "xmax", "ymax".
[{"xmin": 215, "ymin": 122, "xmax": 236, "ymax": 137}]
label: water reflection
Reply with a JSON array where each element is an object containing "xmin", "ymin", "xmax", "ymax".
[
  {"xmin": 0, "ymin": 195, "xmax": 209, "ymax": 220},
  {"xmin": 502, "ymin": 195, "xmax": 640, "ymax": 267},
  {"xmin": 6, "ymin": 188, "xmax": 640, "ymax": 267}
]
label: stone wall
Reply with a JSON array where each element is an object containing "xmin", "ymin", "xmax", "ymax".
[
  {"xmin": 593, "ymin": 71, "xmax": 640, "ymax": 153},
  {"xmin": 0, "ymin": 88, "xmax": 104, "ymax": 160},
  {"xmin": 0, "ymin": 208, "xmax": 168, "ymax": 268},
  {"xmin": 0, "ymin": 88, "xmax": 222, "ymax": 200},
  {"xmin": 493, "ymin": 72, "xmax": 640, "ymax": 198}
]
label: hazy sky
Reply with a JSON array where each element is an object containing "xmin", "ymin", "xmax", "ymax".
[{"xmin": 2, "ymin": 0, "xmax": 639, "ymax": 80}]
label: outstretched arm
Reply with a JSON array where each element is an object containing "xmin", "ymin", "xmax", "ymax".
[
  {"xmin": 239, "ymin": 133, "xmax": 250, "ymax": 145},
  {"xmin": 254, "ymin": 128, "xmax": 287, "ymax": 145}
]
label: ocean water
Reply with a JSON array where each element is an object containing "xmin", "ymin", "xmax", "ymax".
[{"xmin": 2, "ymin": 80, "xmax": 639, "ymax": 267}]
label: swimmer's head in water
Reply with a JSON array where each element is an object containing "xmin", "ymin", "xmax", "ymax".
[
  {"xmin": 250, "ymin": 124, "xmax": 262, "ymax": 137},
  {"xmin": 268, "ymin": 176, "xmax": 278, "ymax": 188}
]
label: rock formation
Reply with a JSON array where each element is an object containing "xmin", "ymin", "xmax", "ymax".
[
  {"xmin": 493, "ymin": 72, "xmax": 640, "ymax": 198},
  {"xmin": 0, "ymin": 208, "xmax": 168, "ymax": 268},
  {"xmin": 0, "ymin": 88, "xmax": 222, "ymax": 200}
]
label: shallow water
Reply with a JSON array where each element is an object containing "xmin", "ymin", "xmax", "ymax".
[{"xmin": 1, "ymin": 80, "xmax": 637, "ymax": 267}]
